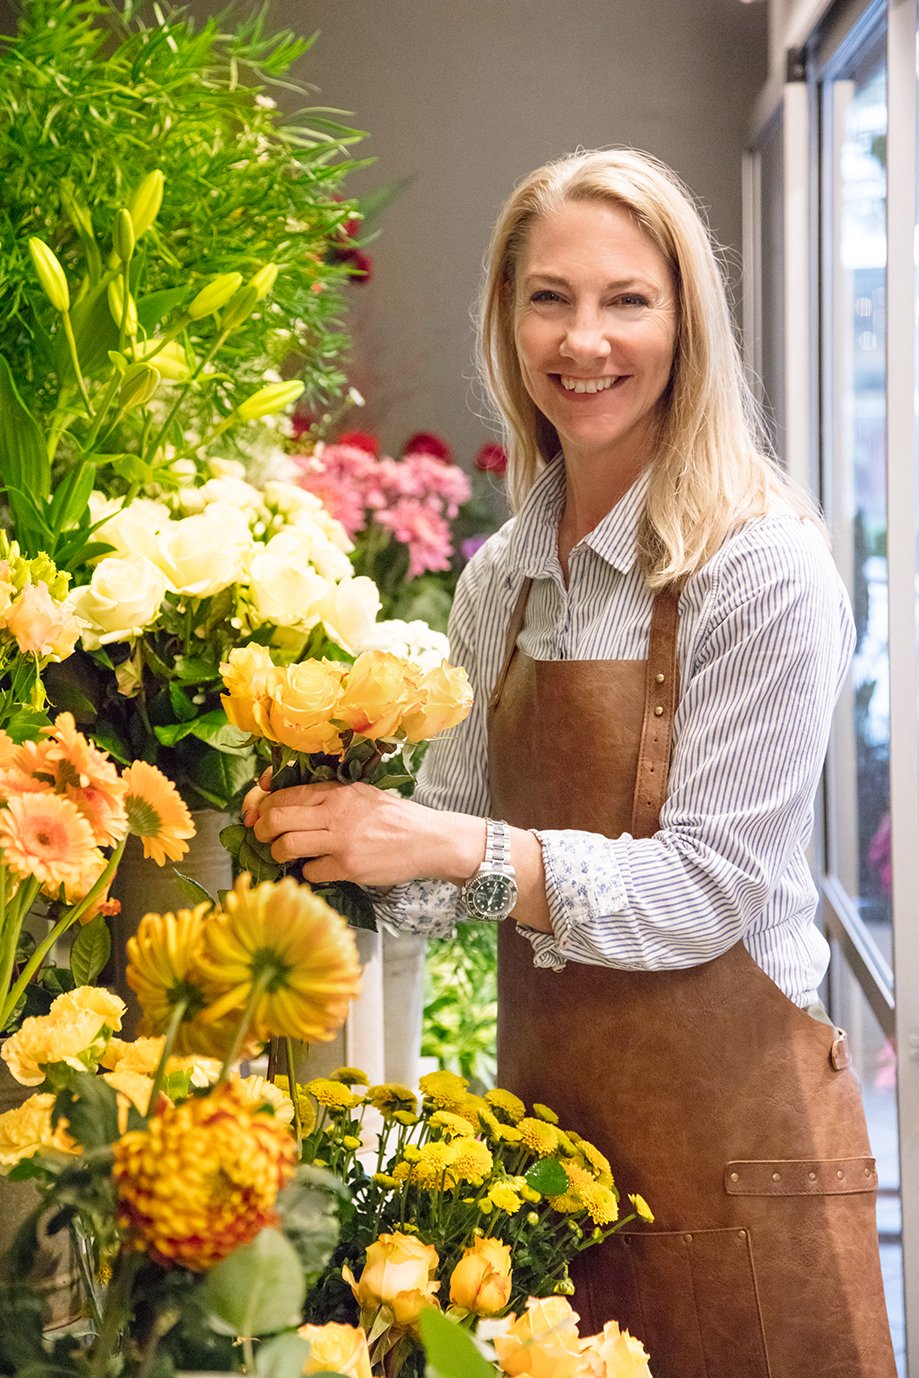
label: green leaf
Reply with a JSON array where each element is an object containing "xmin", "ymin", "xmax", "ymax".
[
  {"xmin": 418, "ymin": 1308, "xmax": 495, "ymax": 1378},
  {"xmin": 310, "ymin": 880, "xmax": 377, "ymax": 931},
  {"xmin": 0, "ymin": 354, "xmax": 50, "ymax": 501},
  {"xmin": 169, "ymin": 867, "xmax": 216, "ymax": 907},
  {"xmin": 154, "ymin": 709, "xmax": 249, "ymax": 751},
  {"xmin": 168, "ymin": 682, "xmax": 198, "ymax": 723},
  {"xmin": 197, "ymin": 1227, "xmax": 306, "ymax": 1337},
  {"xmin": 275, "ymin": 1165, "xmax": 346, "ymax": 1283},
  {"xmin": 174, "ymin": 653, "xmax": 220, "ymax": 682},
  {"xmin": 182, "ymin": 740, "xmax": 257, "ymax": 810},
  {"xmin": 53, "ymin": 1073, "xmax": 120, "ymax": 1150},
  {"xmin": 69, "ymin": 914, "xmax": 111, "ymax": 986},
  {"xmin": 254, "ymin": 1333, "xmax": 314, "ymax": 1378},
  {"xmin": 525, "ymin": 1158, "xmax": 570, "ymax": 1195},
  {"xmin": 136, "ymin": 285, "xmax": 188, "ymax": 331}
]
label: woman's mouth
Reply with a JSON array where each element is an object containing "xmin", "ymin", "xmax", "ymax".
[{"xmin": 556, "ymin": 374, "xmax": 622, "ymax": 393}]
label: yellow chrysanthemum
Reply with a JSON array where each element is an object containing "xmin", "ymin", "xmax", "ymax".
[
  {"xmin": 580, "ymin": 1182, "xmax": 619, "ymax": 1226},
  {"xmin": 555, "ymin": 1128, "xmax": 580, "ymax": 1158},
  {"xmin": 532, "ymin": 1102, "xmax": 559, "ymax": 1124},
  {"xmin": 517, "ymin": 1117, "xmax": 559, "ymax": 1158},
  {"xmin": 51, "ymin": 986, "xmax": 126, "ymax": 1032},
  {"xmin": 629, "ymin": 1193, "xmax": 654, "ymax": 1223},
  {"xmin": 391, "ymin": 1161, "xmax": 412, "ymax": 1184},
  {"xmin": 477, "ymin": 1106, "xmax": 502, "ymax": 1139},
  {"xmin": 393, "ymin": 1109, "xmax": 418, "ymax": 1126},
  {"xmin": 579, "ymin": 1138, "xmax": 613, "ymax": 1186},
  {"xmin": 496, "ymin": 1123, "xmax": 523, "ymax": 1145},
  {"xmin": 450, "ymin": 1136, "xmax": 494, "ymax": 1185},
  {"xmin": 2, "ymin": 1009, "xmax": 109, "ymax": 1087},
  {"xmin": 125, "ymin": 904, "xmax": 212, "ymax": 1051},
  {"xmin": 0, "ymin": 791, "xmax": 98, "ymax": 888},
  {"xmin": 366, "ymin": 1082, "xmax": 418, "ymax": 1116},
  {"xmin": 332, "ymin": 1066, "xmax": 370, "ymax": 1086},
  {"xmin": 112, "ymin": 1081, "xmax": 296, "ymax": 1271},
  {"xmin": 485, "ymin": 1088, "xmax": 525, "ymax": 1123},
  {"xmin": 307, "ymin": 1077, "xmax": 362, "ymax": 1110},
  {"xmin": 411, "ymin": 1140, "xmax": 458, "ymax": 1189},
  {"xmin": 121, "ymin": 760, "xmax": 195, "ymax": 866},
  {"xmin": 272, "ymin": 1076, "xmax": 317, "ymax": 1133},
  {"xmin": 196, "ymin": 874, "xmax": 361, "ymax": 1044},
  {"xmin": 428, "ymin": 1109, "xmax": 476, "ymax": 1139},
  {"xmin": 0, "ymin": 1092, "xmax": 79, "ymax": 1170},
  {"xmin": 418, "ymin": 1069, "xmax": 469, "ymax": 1112},
  {"xmin": 460, "ymin": 1094, "xmax": 489, "ymax": 1129},
  {"xmin": 487, "ymin": 1181, "xmax": 524, "ymax": 1214}
]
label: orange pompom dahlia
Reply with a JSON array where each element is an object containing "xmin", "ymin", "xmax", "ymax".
[{"xmin": 112, "ymin": 1081, "xmax": 296, "ymax": 1271}]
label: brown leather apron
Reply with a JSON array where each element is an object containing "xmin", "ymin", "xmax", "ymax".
[{"xmin": 490, "ymin": 577, "xmax": 896, "ymax": 1378}]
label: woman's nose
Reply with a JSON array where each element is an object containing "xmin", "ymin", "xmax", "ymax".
[{"xmin": 561, "ymin": 310, "xmax": 612, "ymax": 359}]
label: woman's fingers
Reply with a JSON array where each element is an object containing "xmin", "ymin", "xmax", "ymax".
[{"xmin": 241, "ymin": 767, "xmax": 274, "ymax": 824}]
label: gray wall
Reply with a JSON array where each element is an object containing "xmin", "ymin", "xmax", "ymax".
[
  {"xmin": 281, "ymin": 0, "xmax": 768, "ymax": 467},
  {"xmin": 0, "ymin": 0, "xmax": 768, "ymax": 470}
]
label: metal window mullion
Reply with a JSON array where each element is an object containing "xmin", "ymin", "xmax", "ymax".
[{"xmin": 886, "ymin": 0, "xmax": 919, "ymax": 1368}]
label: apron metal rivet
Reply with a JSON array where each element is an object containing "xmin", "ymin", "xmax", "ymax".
[
  {"xmin": 809, "ymin": 1171, "xmax": 817, "ymax": 1180},
  {"xmin": 772, "ymin": 1172, "xmax": 781, "ymax": 1181},
  {"xmin": 837, "ymin": 1170, "xmax": 844, "ymax": 1179},
  {"xmin": 684, "ymin": 1234, "xmax": 693, "ymax": 1243},
  {"xmin": 656, "ymin": 672, "xmax": 665, "ymax": 682},
  {"xmin": 738, "ymin": 1230, "xmax": 746, "ymax": 1239},
  {"xmin": 865, "ymin": 1167, "xmax": 871, "ymax": 1176},
  {"xmin": 730, "ymin": 1172, "xmax": 739, "ymax": 1182},
  {"xmin": 654, "ymin": 705, "xmax": 664, "ymax": 716}
]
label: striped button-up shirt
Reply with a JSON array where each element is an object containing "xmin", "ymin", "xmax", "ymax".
[{"xmin": 376, "ymin": 456, "xmax": 855, "ymax": 1008}]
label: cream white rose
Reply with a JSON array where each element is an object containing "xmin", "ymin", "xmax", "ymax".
[
  {"xmin": 247, "ymin": 548, "xmax": 329, "ymax": 629},
  {"xmin": 67, "ymin": 554, "xmax": 167, "ymax": 649},
  {"xmin": 355, "ymin": 618, "xmax": 450, "ymax": 670},
  {"xmin": 319, "ymin": 576, "xmax": 381, "ymax": 655},
  {"xmin": 92, "ymin": 496, "xmax": 171, "ymax": 563},
  {"xmin": 153, "ymin": 514, "xmax": 250, "ymax": 597},
  {"xmin": 207, "ymin": 457, "xmax": 247, "ymax": 480},
  {"xmin": 265, "ymin": 525, "xmax": 352, "ymax": 583},
  {"xmin": 288, "ymin": 502, "xmax": 353, "ymax": 554},
  {"xmin": 195, "ymin": 476, "xmax": 262, "ymax": 509}
]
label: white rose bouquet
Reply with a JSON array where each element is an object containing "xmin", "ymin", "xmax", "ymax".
[{"xmin": 52, "ymin": 468, "xmax": 388, "ymax": 813}]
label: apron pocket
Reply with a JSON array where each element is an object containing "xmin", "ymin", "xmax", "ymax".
[{"xmin": 607, "ymin": 1227, "xmax": 770, "ymax": 1378}]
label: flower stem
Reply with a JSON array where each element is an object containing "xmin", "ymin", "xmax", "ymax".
[
  {"xmin": 87, "ymin": 1250, "xmax": 142, "ymax": 1378},
  {"xmin": 147, "ymin": 996, "xmax": 190, "ymax": 1110},
  {"xmin": 216, "ymin": 966, "xmax": 275, "ymax": 1085},
  {"xmin": 0, "ymin": 873, "xmax": 42, "ymax": 1031},
  {"xmin": 61, "ymin": 310, "xmax": 93, "ymax": 418},
  {"xmin": 285, "ymin": 1036, "xmax": 303, "ymax": 1156}
]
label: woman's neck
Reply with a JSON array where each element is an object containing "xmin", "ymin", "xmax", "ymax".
[{"xmin": 557, "ymin": 449, "xmax": 649, "ymax": 578}]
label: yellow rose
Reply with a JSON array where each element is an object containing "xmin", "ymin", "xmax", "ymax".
[
  {"xmin": 298, "ymin": 1322, "xmax": 372, "ymax": 1378},
  {"xmin": 0, "ymin": 1092, "xmax": 79, "ymax": 1171},
  {"xmin": 50, "ymin": 987, "xmax": 126, "ymax": 1031},
  {"xmin": 402, "ymin": 660, "xmax": 474, "ymax": 744},
  {"xmin": 575, "ymin": 1321, "xmax": 652, "ymax": 1377},
  {"xmin": 335, "ymin": 651, "xmax": 422, "ymax": 740},
  {"xmin": 2, "ymin": 1009, "xmax": 109, "ymax": 1086},
  {"xmin": 268, "ymin": 660, "xmax": 346, "ymax": 755},
  {"xmin": 343, "ymin": 1230, "xmax": 440, "ymax": 1330},
  {"xmin": 221, "ymin": 644, "xmax": 278, "ymax": 740},
  {"xmin": 493, "ymin": 1297, "xmax": 582, "ymax": 1378},
  {"xmin": 450, "ymin": 1235, "xmax": 512, "ymax": 1316}
]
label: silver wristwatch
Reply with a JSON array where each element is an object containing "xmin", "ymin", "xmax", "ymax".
[{"xmin": 460, "ymin": 818, "xmax": 518, "ymax": 921}]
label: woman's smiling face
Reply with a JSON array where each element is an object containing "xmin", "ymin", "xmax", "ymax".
[{"xmin": 514, "ymin": 199, "xmax": 677, "ymax": 476}]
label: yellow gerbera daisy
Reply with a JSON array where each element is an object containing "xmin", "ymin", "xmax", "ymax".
[
  {"xmin": 485, "ymin": 1088, "xmax": 525, "ymax": 1123},
  {"xmin": 0, "ymin": 791, "xmax": 98, "ymax": 888},
  {"xmin": 197, "ymin": 874, "xmax": 361, "ymax": 1045},
  {"xmin": 125, "ymin": 904, "xmax": 211, "ymax": 1051},
  {"xmin": 121, "ymin": 760, "xmax": 195, "ymax": 866}
]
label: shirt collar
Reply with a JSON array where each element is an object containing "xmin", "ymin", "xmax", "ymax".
[{"xmin": 507, "ymin": 456, "xmax": 651, "ymax": 578}]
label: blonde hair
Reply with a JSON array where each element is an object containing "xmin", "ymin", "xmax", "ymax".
[{"xmin": 477, "ymin": 148, "xmax": 819, "ymax": 588}]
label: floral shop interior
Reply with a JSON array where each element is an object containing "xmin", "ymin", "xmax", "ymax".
[{"xmin": 0, "ymin": 0, "xmax": 917, "ymax": 1374}]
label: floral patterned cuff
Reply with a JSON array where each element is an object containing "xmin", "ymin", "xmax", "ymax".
[
  {"xmin": 365, "ymin": 880, "xmax": 459, "ymax": 939},
  {"xmin": 516, "ymin": 829, "xmax": 628, "ymax": 969}
]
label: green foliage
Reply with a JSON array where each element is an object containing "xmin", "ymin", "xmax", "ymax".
[
  {"xmin": 0, "ymin": 0, "xmax": 364, "ymax": 434},
  {"xmin": 419, "ymin": 1308, "xmax": 495, "ymax": 1378},
  {"xmin": 423, "ymin": 922, "xmax": 498, "ymax": 1089}
]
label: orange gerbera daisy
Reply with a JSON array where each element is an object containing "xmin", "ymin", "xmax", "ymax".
[
  {"xmin": 121, "ymin": 761, "xmax": 195, "ymax": 865},
  {"xmin": 196, "ymin": 874, "xmax": 362, "ymax": 1044},
  {"xmin": 0, "ymin": 792, "xmax": 98, "ymax": 888},
  {"xmin": 39, "ymin": 714, "xmax": 128, "ymax": 839}
]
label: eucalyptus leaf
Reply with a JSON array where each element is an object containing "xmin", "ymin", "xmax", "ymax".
[
  {"xmin": 275, "ymin": 1165, "xmax": 347, "ymax": 1282},
  {"xmin": 196, "ymin": 1227, "xmax": 306, "ymax": 1337},
  {"xmin": 418, "ymin": 1308, "xmax": 495, "ymax": 1378},
  {"xmin": 254, "ymin": 1332, "xmax": 313, "ymax": 1378},
  {"xmin": 169, "ymin": 868, "xmax": 216, "ymax": 907}
]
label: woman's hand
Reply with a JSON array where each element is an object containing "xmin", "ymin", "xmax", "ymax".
[{"xmin": 243, "ymin": 775, "xmax": 488, "ymax": 890}]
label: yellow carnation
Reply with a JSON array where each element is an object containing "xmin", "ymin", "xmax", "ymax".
[
  {"xmin": 0, "ymin": 1092, "xmax": 79, "ymax": 1170},
  {"xmin": 2, "ymin": 1009, "xmax": 108, "ymax": 1086},
  {"xmin": 50, "ymin": 986, "xmax": 126, "ymax": 1031}
]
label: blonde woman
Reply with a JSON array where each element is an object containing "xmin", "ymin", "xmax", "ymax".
[{"xmin": 246, "ymin": 150, "xmax": 894, "ymax": 1374}]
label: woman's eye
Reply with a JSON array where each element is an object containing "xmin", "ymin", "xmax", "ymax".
[
  {"xmin": 530, "ymin": 290, "xmax": 562, "ymax": 304},
  {"xmin": 615, "ymin": 293, "xmax": 650, "ymax": 308}
]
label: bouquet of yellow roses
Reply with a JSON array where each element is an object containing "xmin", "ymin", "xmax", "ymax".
[{"xmin": 219, "ymin": 643, "xmax": 473, "ymax": 925}]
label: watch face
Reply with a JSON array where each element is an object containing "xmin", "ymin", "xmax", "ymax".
[{"xmin": 466, "ymin": 873, "xmax": 518, "ymax": 919}]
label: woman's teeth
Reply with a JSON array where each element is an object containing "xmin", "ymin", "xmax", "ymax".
[{"xmin": 559, "ymin": 375, "xmax": 618, "ymax": 393}]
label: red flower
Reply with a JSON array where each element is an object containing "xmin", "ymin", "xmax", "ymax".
[
  {"xmin": 402, "ymin": 432, "xmax": 453, "ymax": 464},
  {"xmin": 474, "ymin": 442, "xmax": 508, "ymax": 474},
  {"xmin": 336, "ymin": 431, "xmax": 380, "ymax": 456}
]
